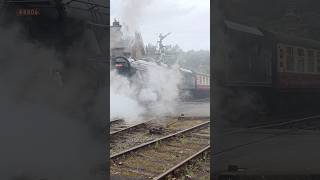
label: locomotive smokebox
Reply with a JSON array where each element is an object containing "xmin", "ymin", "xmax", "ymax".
[{"xmin": 111, "ymin": 56, "xmax": 134, "ymax": 76}]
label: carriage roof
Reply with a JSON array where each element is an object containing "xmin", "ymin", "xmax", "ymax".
[
  {"xmin": 270, "ymin": 32, "xmax": 320, "ymax": 50},
  {"xmin": 224, "ymin": 20, "xmax": 264, "ymax": 36},
  {"xmin": 224, "ymin": 20, "xmax": 320, "ymax": 50}
]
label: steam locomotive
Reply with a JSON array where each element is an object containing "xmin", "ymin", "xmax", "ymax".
[
  {"xmin": 111, "ymin": 55, "xmax": 210, "ymax": 98},
  {"xmin": 215, "ymin": 20, "xmax": 320, "ymax": 124}
]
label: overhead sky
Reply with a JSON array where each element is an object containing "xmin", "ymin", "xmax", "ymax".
[{"xmin": 110, "ymin": 0, "xmax": 210, "ymax": 51}]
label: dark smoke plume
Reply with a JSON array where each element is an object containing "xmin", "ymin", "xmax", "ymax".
[{"xmin": 0, "ymin": 3, "xmax": 108, "ymax": 180}]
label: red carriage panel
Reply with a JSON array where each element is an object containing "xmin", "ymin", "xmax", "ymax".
[
  {"xmin": 276, "ymin": 43, "xmax": 320, "ymax": 91},
  {"xmin": 277, "ymin": 72, "xmax": 320, "ymax": 89},
  {"xmin": 196, "ymin": 74, "xmax": 210, "ymax": 90}
]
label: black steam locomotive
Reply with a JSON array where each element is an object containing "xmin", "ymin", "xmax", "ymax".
[
  {"xmin": 215, "ymin": 20, "xmax": 320, "ymax": 125},
  {"xmin": 111, "ymin": 55, "xmax": 210, "ymax": 98}
]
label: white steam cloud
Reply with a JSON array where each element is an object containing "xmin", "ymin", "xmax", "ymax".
[
  {"xmin": 110, "ymin": 61, "xmax": 182, "ymax": 123},
  {"xmin": 121, "ymin": 0, "xmax": 153, "ymax": 32},
  {"xmin": 113, "ymin": 0, "xmax": 154, "ymax": 36},
  {"xmin": 111, "ymin": 0, "xmax": 183, "ymax": 123},
  {"xmin": 110, "ymin": 70, "xmax": 145, "ymax": 122}
]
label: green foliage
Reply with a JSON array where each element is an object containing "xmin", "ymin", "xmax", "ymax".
[{"xmin": 177, "ymin": 50, "xmax": 210, "ymax": 74}]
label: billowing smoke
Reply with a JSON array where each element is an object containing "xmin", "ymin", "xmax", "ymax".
[
  {"xmin": 110, "ymin": 62, "xmax": 182, "ymax": 123},
  {"xmin": 116, "ymin": 0, "xmax": 154, "ymax": 36},
  {"xmin": 111, "ymin": 0, "xmax": 183, "ymax": 123},
  {"xmin": 138, "ymin": 63, "xmax": 182, "ymax": 116},
  {"xmin": 0, "ymin": 22, "xmax": 105, "ymax": 179},
  {"xmin": 110, "ymin": 70, "xmax": 145, "ymax": 122}
]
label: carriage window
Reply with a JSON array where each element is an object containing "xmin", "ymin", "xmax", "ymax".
[
  {"xmin": 317, "ymin": 59, "xmax": 320, "ymax": 72},
  {"xmin": 307, "ymin": 50, "xmax": 315, "ymax": 73},
  {"xmin": 286, "ymin": 56, "xmax": 294, "ymax": 71},
  {"xmin": 308, "ymin": 50, "xmax": 314, "ymax": 57},
  {"xmin": 317, "ymin": 52, "xmax": 320, "ymax": 72},
  {"xmin": 279, "ymin": 61, "xmax": 284, "ymax": 68},
  {"xmin": 279, "ymin": 48, "xmax": 284, "ymax": 59},
  {"xmin": 307, "ymin": 58, "xmax": 315, "ymax": 72},
  {"xmin": 286, "ymin": 47, "xmax": 293, "ymax": 55},
  {"xmin": 297, "ymin": 48, "xmax": 304, "ymax": 56},
  {"xmin": 297, "ymin": 58, "xmax": 305, "ymax": 72}
]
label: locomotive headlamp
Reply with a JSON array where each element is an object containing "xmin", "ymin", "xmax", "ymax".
[{"xmin": 115, "ymin": 63, "xmax": 124, "ymax": 68}]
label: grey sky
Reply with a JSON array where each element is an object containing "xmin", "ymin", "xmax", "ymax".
[{"xmin": 110, "ymin": 0, "xmax": 210, "ymax": 51}]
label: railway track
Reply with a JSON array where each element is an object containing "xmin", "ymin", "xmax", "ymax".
[
  {"xmin": 111, "ymin": 121, "xmax": 210, "ymax": 179},
  {"xmin": 110, "ymin": 117, "xmax": 209, "ymax": 156},
  {"xmin": 109, "ymin": 116, "xmax": 210, "ymax": 136},
  {"xmin": 110, "ymin": 116, "xmax": 210, "ymax": 136},
  {"xmin": 213, "ymin": 115, "xmax": 320, "ymax": 179},
  {"xmin": 214, "ymin": 115, "xmax": 320, "ymax": 158},
  {"xmin": 110, "ymin": 119, "xmax": 149, "ymax": 136},
  {"xmin": 224, "ymin": 114, "xmax": 320, "ymax": 136},
  {"xmin": 154, "ymin": 145, "xmax": 210, "ymax": 180}
]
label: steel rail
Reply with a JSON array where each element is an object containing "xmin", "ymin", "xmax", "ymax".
[
  {"xmin": 110, "ymin": 121, "xmax": 149, "ymax": 136},
  {"xmin": 213, "ymin": 128, "xmax": 299, "ymax": 157},
  {"xmin": 224, "ymin": 114, "xmax": 320, "ymax": 135},
  {"xmin": 110, "ymin": 118, "xmax": 123, "ymax": 125},
  {"xmin": 214, "ymin": 116, "xmax": 320, "ymax": 157},
  {"xmin": 164, "ymin": 115, "xmax": 210, "ymax": 120},
  {"xmin": 110, "ymin": 121, "xmax": 210, "ymax": 159},
  {"xmin": 153, "ymin": 145, "xmax": 210, "ymax": 180}
]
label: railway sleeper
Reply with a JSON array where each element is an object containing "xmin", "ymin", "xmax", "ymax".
[
  {"xmin": 112, "ymin": 165, "xmax": 157, "ymax": 179},
  {"xmin": 143, "ymin": 147, "xmax": 193, "ymax": 160},
  {"xmin": 118, "ymin": 157, "xmax": 167, "ymax": 174},
  {"xmin": 134, "ymin": 153, "xmax": 175, "ymax": 166}
]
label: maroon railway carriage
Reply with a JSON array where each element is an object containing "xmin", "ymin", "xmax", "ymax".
[
  {"xmin": 195, "ymin": 73, "xmax": 210, "ymax": 90},
  {"xmin": 179, "ymin": 68, "xmax": 210, "ymax": 98},
  {"xmin": 219, "ymin": 20, "xmax": 320, "ymax": 92},
  {"xmin": 274, "ymin": 34, "xmax": 320, "ymax": 91},
  {"xmin": 194, "ymin": 73, "xmax": 210, "ymax": 97},
  {"xmin": 215, "ymin": 20, "xmax": 320, "ymax": 123}
]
